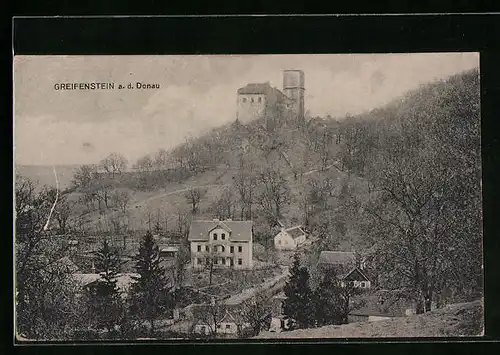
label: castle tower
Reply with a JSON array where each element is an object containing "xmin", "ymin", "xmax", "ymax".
[{"xmin": 283, "ymin": 70, "xmax": 305, "ymax": 121}]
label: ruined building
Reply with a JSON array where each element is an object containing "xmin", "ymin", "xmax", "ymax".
[{"xmin": 236, "ymin": 70, "xmax": 305, "ymax": 130}]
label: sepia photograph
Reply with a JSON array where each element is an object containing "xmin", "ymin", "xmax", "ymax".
[{"xmin": 13, "ymin": 53, "xmax": 483, "ymax": 341}]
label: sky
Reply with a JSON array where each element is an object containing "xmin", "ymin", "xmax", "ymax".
[{"xmin": 14, "ymin": 53, "xmax": 479, "ymax": 166}]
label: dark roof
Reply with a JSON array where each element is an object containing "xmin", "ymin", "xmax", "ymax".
[
  {"xmin": 318, "ymin": 251, "xmax": 355, "ymax": 265},
  {"xmin": 343, "ymin": 267, "xmax": 370, "ymax": 282},
  {"xmin": 188, "ymin": 220, "xmax": 253, "ymax": 242},
  {"xmin": 285, "ymin": 226, "xmax": 306, "ymax": 239},
  {"xmin": 237, "ymin": 83, "xmax": 273, "ymax": 95}
]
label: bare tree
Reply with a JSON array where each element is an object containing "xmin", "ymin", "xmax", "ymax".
[
  {"xmin": 153, "ymin": 149, "xmax": 170, "ymax": 170},
  {"xmin": 111, "ymin": 189, "xmax": 131, "ymax": 214},
  {"xmin": 233, "ymin": 170, "xmax": 257, "ymax": 220},
  {"xmin": 257, "ymin": 168, "xmax": 291, "ymax": 227},
  {"xmin": 239, "ymin": 292, "xmax": 271, "ymax": 336},
  {"xmin": 134, "ymin": 154, "xmax": 154, "ymax": 173},
  {"xmin": 210, "ymin": 187, "xmax": 236, "ymax": 220},
  {"xmin": 100, "ymin": 152, "xmax": 128, "ymax": 177},
  {"xmin": 72, "ymin": 164, "xmax": 98, "ymax": 189},
  {"xmin": 194, "ymin": 299, "xmax": 225, "ymax": 338},
  {"xmin": 184, "ymin": 187, "xmax": 206, "ymax": 214}
]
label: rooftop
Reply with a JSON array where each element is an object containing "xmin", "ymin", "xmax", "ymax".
[
  {"xmin": 318, "ymin": 251, "xmax": 356, "ymax": 265},
  {"xmin": 188, "ymin": 219, "xmax": 253, "ymax": 242},
  {"xmin": 284, "ymin": 226, "xmax": 306, "ymax": 239}
]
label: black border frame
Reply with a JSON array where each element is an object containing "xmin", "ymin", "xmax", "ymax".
[{"xmin": 9, "ymin": 13, "xmax": 500, "ymax": 353}]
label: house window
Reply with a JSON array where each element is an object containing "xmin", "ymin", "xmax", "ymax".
[
  {"xmin": 206, "ymin": 257, "xmax": 210, "ymax": 264},
  {"xmin": 217, "ymin": 324, "xmax": 221, "ymax": 329},
  {"xmin": 230, "ymin": 246, "xmax": 234, "ymax": 253},
  {"xmin": 222, "ymin": 258, "xmax": 226, "ymax": 265},
  {"xmin": 197, "ymin": 258, "xmax": 203, "ymax": 264},
  {"xmin": 242, "ymin": 97, "xmax": 246, "ymax": 103},
  {"xmin": 221, "ymin": 233, "xmax": 225, "ymax": 240},
  {"xmin": 226, "ymin": 324, "xmax": 231, "ymax": 329},
  {"xmin": 238, "ymin": 258, "xmax": 242, "ymax": 265},
  {"xmin": 197, "ymin": 245, "xmax": 201, "ymax": 252},
  {"xmin": 278, "ymin": 240, "xmax": 281, "ymax": 245},
  {"xmin": 214, "ymin": 258, "xmax": 218, "ymax": 265},
  {"xmin": 251, "ymin": 98, "xmax": 254, "ymax": 103},
  {"xmin": 238, "ymin": 246, "xmax": 242, "ymax": 253},
  {"xmin": 206, "ymin": 245, "xmax": 209, "ymax": 252},
  {"xmin": 258, "ymin": 97, "xmax": 262, "ymax": 103},
  {"xmin": 201, "ymin": 326, "xmax": 206, "ymax": 332},
  {"xmin": 221, "ymin": 246, "xmax": 225, "ymax": 252},
  {"xmin": 213, "ymin": 233, "xmax": 218, "ymax": 240}
]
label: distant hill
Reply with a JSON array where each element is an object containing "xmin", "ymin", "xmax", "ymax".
[{"xmin": 15, "ymin": 164, "xmax": 80, "ymax": 189}]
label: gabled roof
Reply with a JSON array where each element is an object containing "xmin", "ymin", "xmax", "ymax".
[
  {"xmin": 318, "ymin": 251, "xmax": 355, "ymax": 265},
  {"xmin": 188, "ymin": 220, "xmax": 253, "ymax": 242},
  {"xmin": 342, "ymin": 267, "xmax": 370, "ymax": 282},
  {"xmin": 284, "ymin": 226, "xmax": 306, "ymax": 240}
]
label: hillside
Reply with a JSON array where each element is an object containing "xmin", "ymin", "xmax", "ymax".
[
  {"xmin": 256, "ymin": 300, "xmax": 483, "ymax": 338},
  {"xmin": 15, "ymin": 68, "xmax": 480, "ymax": 257}
]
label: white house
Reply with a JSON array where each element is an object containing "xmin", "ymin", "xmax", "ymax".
[
  {"xmin": 274, "ymin": 226, "xmax": 307, "ymax": 250},
  {"xmin": 188, "ymin": 219, "xmax": 253, "ymax": 270}
]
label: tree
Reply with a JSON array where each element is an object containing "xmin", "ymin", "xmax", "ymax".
[
  {"xmin": 239, "ymin": 292, "xmax": 271, "ymax": 336},
  {"xmin": 210, "ymin": 187, "xmax": 236, "ymax": 220},
  {"xmin": 111, "ymin": 189, "xmax": 131, "ymax": 214},
  {"xmin": 233, "ymin": 169, "xmax": 257, "ymax": 220},
  {"xmin": 153, "ymin": 149, "xmax": 170, "ymax": 170},
  {"xmin": 184, "ymin": 187, "xmax": 206, "ymax": 214},
  {"xmin": 314, "ymin": 269, "xmax": 361, "ymax": 326},
  {"xmin": 200, "ymin": 246, "xmax": 222, "ymax": 286},
  {"xmin": 130, "ymin": 231, "xmax": 170, "ymax": 336},
  {"xmin": 72, "ymin": 164, "xmax": 98, "ymax": 190},
  {"xmin": 53, "ymin": 195, "xmax": 74, "ymax": 234},
  {"xmin": 194, "ymin": 298, "xmax": 225, "ymax": 337},
  {"xmin": 15, "ymin": 175, "xmax": 84, "ymax": 339},
  {"xmin": 282, "ymin": 253, "xmax": 315, "ymax": 329},
  {"xmin": 363, "ymin": 70, "xmax": 482, "ymax": 312},
  {"xmin": 134, "ymin": 154, "xmax": 154, "ymax": 173},
  {"xmin": 100, "ymin": 152, "xmax": 128, "ymax": 177},
  {"xmin": 257, "ymin": 168, "xmax": 291, "ymax": 228},
  {"xmin": 85, "ymin": 239, "xmax": 124, "ymax": 332}
]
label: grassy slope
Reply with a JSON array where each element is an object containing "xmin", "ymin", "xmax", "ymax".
[{"xmin": 255, "ymin": 300, "xmax": 483, "ymax": 338}]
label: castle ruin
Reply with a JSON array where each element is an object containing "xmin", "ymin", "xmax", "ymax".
[{"xmin": 236, "ymin": 70, "xmax": 305, "ymax": 130}]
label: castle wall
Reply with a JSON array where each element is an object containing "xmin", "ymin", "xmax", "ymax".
[{"xmin": 237, "ymin": 93, "xmax": 266, "ymax": 124}]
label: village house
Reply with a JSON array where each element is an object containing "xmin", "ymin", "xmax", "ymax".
[
  {"xmin": 190, "ymin": 304, "xmax": 255, "ymax": 336},
  {"xmin": 274, "ymin": 226, "xmax": 307, "ymax": 250},
  {"xmin": 188, "ymin": 219, "xmax": 254, "ymax": 270},
  {"xmin": 317, "ymin": 251, "xmax": 371, "ymax": 289}
]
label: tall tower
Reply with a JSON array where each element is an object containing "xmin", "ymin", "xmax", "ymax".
[{"xmin": 283, "ymin": 70, "xmax": 305, "ymax": 121}]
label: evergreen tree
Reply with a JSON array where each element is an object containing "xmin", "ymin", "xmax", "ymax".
[
  {"xmin": 314, "ymin": 271, "xmax": 344, "ymax": 326},
  {"xmin": 130, "ymin": 231, "xmax": 169, "ymax": 336},
  {"xmin": 282, "ymin": 253, "xmax": 315, "ymax": 329},
  {"xmin": 85, "ymin": 239, "xmax": 123, "ymax": 333}
]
